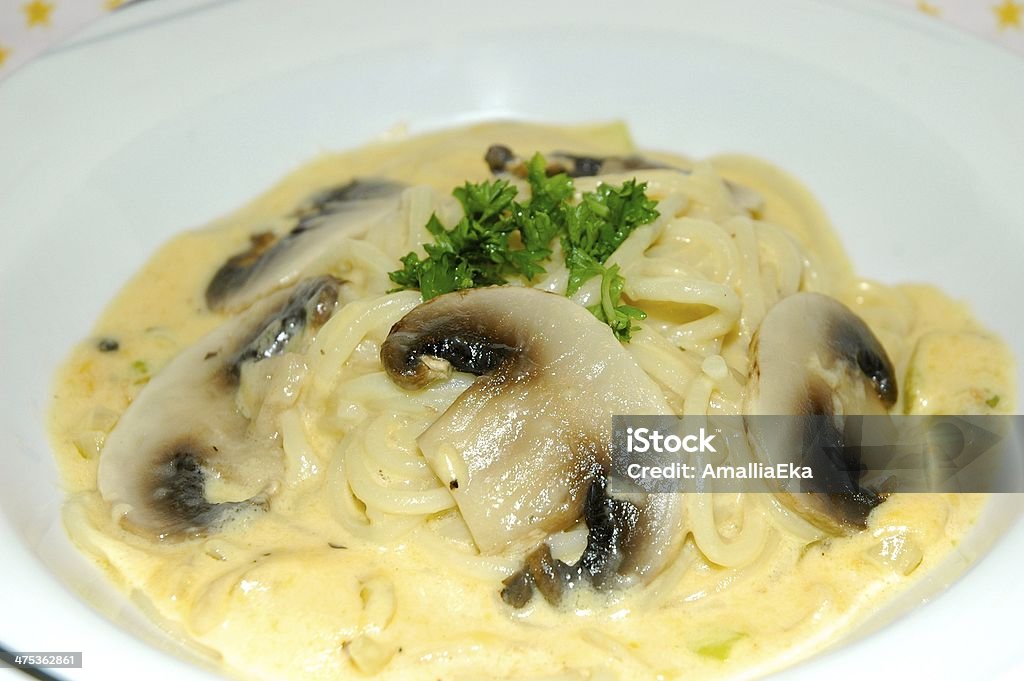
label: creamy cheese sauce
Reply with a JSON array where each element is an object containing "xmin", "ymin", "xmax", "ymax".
[{"xmin": 49, "ymin": 122, "xmax": 1014, "ymax": 680}]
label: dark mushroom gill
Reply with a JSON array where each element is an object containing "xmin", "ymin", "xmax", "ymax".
[{"xmin": 381, "ymin": 286, "xmax": 684, "ymax": 606}]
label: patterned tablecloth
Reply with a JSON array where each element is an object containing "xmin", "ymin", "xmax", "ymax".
[{"xmin": 0, "ymin": 0, "xmax": 1022, "ymax": 79}]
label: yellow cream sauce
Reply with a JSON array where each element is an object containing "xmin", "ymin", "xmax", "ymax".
[{"xmin": 49, "ymin": 122, "xmax": 1014, "ymax": 681}]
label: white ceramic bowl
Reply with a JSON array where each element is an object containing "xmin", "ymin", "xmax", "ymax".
[{"xmin": 1, "ymin": 1, "xmax": 1022, "ymax": 679}]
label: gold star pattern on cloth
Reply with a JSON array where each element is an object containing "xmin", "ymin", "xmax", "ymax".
[
  {"xmin": 993, "ymin": 0, "xmax": 1023, "ymax": 29},
  {"xmin": 0, "ymin": 1, "xmax": 1022, "ymax": 82},
  {"xmin": 890, "ymin": 0, "xmax": 1024, "ymax": 48},
  {"xmin": 0, "ymin": 0, "xmax": 133, "ymax": 78},
  {"xmin": 22, "ymin": 0, "xmax": 54, "ymax": 27}
]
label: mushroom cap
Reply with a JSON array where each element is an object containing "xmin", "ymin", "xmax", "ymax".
[
  {"xmin": 483, "ymin": 144, "xmax": 763, "ymax": 214},
  {"xmin": 381, "ymin": 286, "xmax": 683, "ymax": 577},
  {"xmin": 206, "ymin": 179, "xmax": 404, "ymax": 313},
  {"xmin": 500, "ymin": 476, "xmax": 683, "ymax": 607},
  {"xmin": 99, "ymin": 276, "xmax": 344, "ymax": 537},
  {"xmin": 744, "ymin": 292, "xmax": 898, "ymax": 533}
]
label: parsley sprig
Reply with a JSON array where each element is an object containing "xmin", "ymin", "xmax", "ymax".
[{"xmin": 389, "ymin": 153, "xmax": 658, "ymax": 340}]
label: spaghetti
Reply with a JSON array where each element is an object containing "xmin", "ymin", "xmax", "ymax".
[{"xmin": 49, "ymin": 121, "xmax": 1014, "ymax": 681}]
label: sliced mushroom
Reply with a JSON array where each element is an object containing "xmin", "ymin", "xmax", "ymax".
[
  {"xmin": 499, "ymin": 476, "xmax": 682, "ymax": 607},
  {"xmin": 381, "ymin": 286, "xmax": 684, "ymax": 605},
  {"xmin": 744, "ymin": 292, "xmax": 898, "ymax": 534},
  {"xmin": 206, "ymin": 179, "xmax": 404, "ymax": 313},
  {"xmin": 99, "ymin": 276, "xmax": 345, "ymax": 537},
  {"xmin": 485, "ymin": 144, "xmax": 672, "ymax": 179},
  {"xmin": 485, "ymin": 144, "xmax": 763, "ymax": 214}
]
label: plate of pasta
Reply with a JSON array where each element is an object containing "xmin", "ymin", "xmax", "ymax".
[{"xmin": 0, "ymin": 1, "xmax": 1022, "ymax": 680}]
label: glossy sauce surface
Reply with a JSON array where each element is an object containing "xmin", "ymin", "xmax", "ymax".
[{"xmin": 50, "ymin": 122, "xmax": 1012, "ymax": 680}]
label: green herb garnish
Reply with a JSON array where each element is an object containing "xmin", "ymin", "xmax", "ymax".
[
  {"xmin": 986, "ymin": 395, "xmax": 1001, "ymax": 408},
  {"xmin": 693, "ymin": 632, "xmax": 747, "ymax": 661},
  {"xmin": 130, "ymin": 359, "xmax": 151, "ymax": 386},
  {"xmin": 387, "ymin": 181, "xmax": 516, "ymax": 300},
  {"xmin": 563, "ymin": 178, "xmax": 659, "ymax": 294},
  {"xmin": 588, "ymin": 264, "xmax": 648, "ymax": 341},
  {"xmin": 389, "ymin": 153, "xmax": 658, "ymax": 340}
]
